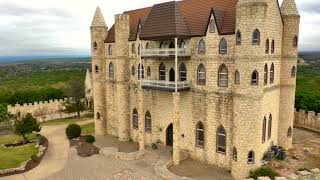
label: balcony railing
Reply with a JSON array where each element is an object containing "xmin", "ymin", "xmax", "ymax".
[
  {"xmin": 141, "ymin": 80, "xmax": 191, "ymax": 92},
  {"xmin": 141, "ymin": 48, "xmax": 191, "ymax": 57}
]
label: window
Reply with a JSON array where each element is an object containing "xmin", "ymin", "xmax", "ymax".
[
  {"xmin": 145, "ymin": 111, "xmax": 151, "ymax": 133},
  {"xmin": 264, "ymin": 64, "xmax": 268, "ymax": 85},
  {"xmin": 287, "ymin": 127, "xmax": 292, "ymax": 138},
  {"xmin": 169, "ymin": 41, "xmax": 175, "ymax": 48},
  {"xmin": 95, "ymin": 65, "xmax": 99, "ymax": 73},
  {"xmin": 248, "ymin": 151, "xmax": 255, "ymax": 164},
  {"xmin": 251, "ymin": 70, "xmax": 259, "ymax": 85},
  {"xmin": 270, "ymin": 63, "xmax": 274, "ymax": 83},
  {"xmin": 197, "ymin": 64, "xmax": 206, "ymax": 85},
  {"xmin": 217, "ymin": 126, "xmax": 226, "ymax": 154},
  {"xmin": 159, "ymin": 63, "xmax": 166, "ymax": 80},
  {"xmin": 133, "ymin": 109, "xmax": 138, "ymax": 129},
  {"xmin": 138, "ymin": 44, "xmax": 141, "ymax": 55},
  {"xmin": 271, "ymin": 40, "xmax": 275, "ymax": 54},
  {"xmin": 293, "ymin": 36, "xmax": 298, "ymax": 47},
  {"xmin": 160, "ymin": 41, "xmax": 165, "ymax": 49},
  {"xmin": 108, "ymin": 45, "xmax": 112, "ymax": 55},
  {"xmin": 233, "ymin": 147, "xmax": 237, "ymax": 161},
  {"xmin": 236, "ymin": 31, "xmax": 241, "ymax": 45},
  {"xmin": 179, "ymin": 40, "xmax": 186, "ymax": 49},
  {"xmin": 93, "ymin": 42, "xmax": 98, "ymax": 50},
  {"xmin": 146, "ymin": 43, "xmax": 149, "ymax": 49},
  {"xmin": 219, "ymin": 38, "xmax": 228, "ymax": 54},
  {"xmin": 196, "ymin": 122, "xmax": 205, "ymax": 148},
  {"xmin": 252, "ymin": 29, "xmax": 260, "ymax": 45},
  {"xmin": 209, "ymin": 19, "xmax": 215, "ymax": 33},
  {"xmin": 96, "ymin": 112, "xmax": 100, "ymax": 120},
  {"xmin": 147, "ymin": 66, "xmax": 151, "ymax": 77},
  {"xmin": 109, "ymin": 62, "xmax": 114, "ymax": 78},
  {"xmin": 132, "ymin": 43, "xmax": 136, "ymax": 54},
  {"xmin": 291, "ymin": 66, "xmax": 296, "ymax": 78},
  {"xmin": 179, "ymin": 63, "xmax": 187, "ymax": 81},
  {"xmin": 265, "ymin": 39, "xmax": 270, "ymax": 54},
  {"xmin": 268, "ymin": 114, "xmax": 272, "ymax": 139},
  {"xmin": 198, "ymin": 39, "xmax": 206, "ymax": 55},
  {"xmin": 138, "ymin": 64, "xmax": 144, "ymax": 79},
  {"xmin": 235, "ymin": 70, "xmax": 240, "ymax": 85},
  {"xmin": 131, "ymin": 66, "xmax": 135, "ymax": 76},
  {"xmin": 218, "ymin": 64, "xmax": 228, "ymax": 87},
  {"xmin": 262, "ymin": 117, "xmax": 266, "ymax": 143}
]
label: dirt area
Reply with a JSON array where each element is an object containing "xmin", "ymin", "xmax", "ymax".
[
  {"xmin": 94, "ymin": 135, "xmax": 139, "ymax": 153},
  {"xmin": 169, "ymin": 158, "xmax": 234, "ymax": 180},
  {"xmin": 69, "ymin": 136, "xmax": 100, "ymax": 157},
  {"xmin": 268, "ymin": 128, "xmax": 320, "ymax": 176}
]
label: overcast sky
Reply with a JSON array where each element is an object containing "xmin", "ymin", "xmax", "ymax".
[{"xmin": 0, "ymin": 0, "xmax": 318, "ymax": 56}]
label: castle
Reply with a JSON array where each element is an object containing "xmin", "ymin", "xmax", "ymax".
[{"xmin": 90, "ymin": 0, "xmax": 300, "ymax": 178}]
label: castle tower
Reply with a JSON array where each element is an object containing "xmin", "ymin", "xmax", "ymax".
[
  {"xmin": 278, "ymin": 0, "xmax": 300, "ymax": 149},
  {"xmin": 91, "ymin": 7, "xmax": 108, "ymax": 135}
]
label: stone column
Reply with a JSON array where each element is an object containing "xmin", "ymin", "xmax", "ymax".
[
  {"xmin": 138, "ymin": 89, "xmax": 145, "ymax": 150},
  {"xmin": 173, "ymin": 92, "xmax": 181, "ymax": 165}
]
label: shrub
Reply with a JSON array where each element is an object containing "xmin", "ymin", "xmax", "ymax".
[
  {"xmin": 151, "ymin": 143, "xmax": 158, "ymax": 150},
  {"xmin": 36, "ymin": 134, "xmax": 46, "ymax": 145},
  {"xmin": 249, "ymin": 167, "xmax": 278, "ymax": 180},
  {"xmin": 31, "ymin": 155, "xmax": 39, "ymax": 162},
  {"xmin": 86, "ymin": 135, "xmax": 95, "ymax": 144},
  {"xmin": 66, "ymin": 124, "xmax": 81, "ymax": 139}
]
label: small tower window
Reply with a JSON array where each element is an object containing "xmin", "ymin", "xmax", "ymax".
[
  {"xmin": 146, "ymin": 43, "xmax": 150, "ymax": 50},
  {"xmin": 138, "ymin": 44, "xmax": 141, "ymax": 55},
  {"xmin": 248, "ymin": 151, "xmax": 255, "ymax": 164},
  {"xmin": 132, "ymin": 43, "xmax": 136, "ymax": 54},
  {"xmin": 138, "ymin": 64, "xmax": 144, "ymax": 79},
  {"xmin": 291, "ymin": 66, "xmax": 296, "ymax": 78},
  {"xmin": 145, "ymin": 111, "xmax": 152, "ymax": 133},
  {"xmin": 235, "ymin": 70, "xmax": 240, "ymax": 85},
  {"xmin": 197, "ymin": 64, "xmax": 206, "ymax": 85},
  {"xmin": 147, "ymin": 66, "xmax": 151, "ymax": 77},
  {"xmin": 131, "ymin": 65, "xmax": 135, "ymax": 76},
  {"xmin": 159, "ymin": 63, "xmax": 166, "ymax": 80},
  {"xmin": 270, "ymin": 63, "xmax": 275, "ymax": 83},
  {"xmin": 196, "ymin": 121, "xmax": 205, "ymax": 148},
  {"xmin": 287, "ymin": 127, "xmax": 292, "ymax": 138},
  {"xmin": 236, "ymin": 31, "xmax": 241, "ymax": 45},
  {"xmin": 108, "ymin": 45, "xmax": 112, "ymax": 55},
  {"xmin": 93, "ymin": 42, "xmax": 98, "ymax": 50},
  {"xmin": 252, "ymin": 29, "xmax": 260, "ymax": 45},
  {"xmin": 109, "ymin": 62, "xmax": 114, "ymax": 78},
  {"xmin": 293, "ymin": 36, "xmax": 298, "ymax": 47},
  {"xmin": 96, "ymin": 112, "xmax": 100, "ymax": 120},
  {"xmin": 271, "ymin": 40, "xmax": 275, "ymax": 54},
  {"xmin": 233, "ymin": 147, "xmax": 237, "ymax": 161},
  {"xmin": 264, "ymin": 64, "xmax": 268, "ymax": 85},
  {"xmin": 209, "ymin": 19, "xmax": 215, "ymax": 33},
  {"xmin": 95, "ymin": 65, "xmax": 99, "ymax": 73},
  {"xmin": 179, "ymin": 63, "xmax": 187, "ymax": 81},
  {"xmin": 251, "ymin": 70, "xmax": 259, "ymax": 85},
  {"xmin": 218, "ymin": 64, "xmax": 228, "ymax": 87},
  {"xmin": 198, "ymin": 39, "xmax": 206, "ymax": 55},
  {"xmin": 219, "ymin": 38, "xmax": 228, "ymax": 54},
  {"xmin": 265, "ymin": 39, "xmax": 270, "ymax": 54},
  {"xmin": 179, "ymin": 40, "xmax": 186, "ymax": 49},
  {"xmin": 262, "ymin": 117, "xmax": 267, "ymax": 143},
  {"xmin": 268, "ymin": 114, "xmax": 272, "ymax": 139},
  {"xmin": 133, "ymin": 109, "xmax": 138, "ymax": 129},
  {"xmin": 217, "ymin": 126, "xmax": 226, "ymax": 154}
]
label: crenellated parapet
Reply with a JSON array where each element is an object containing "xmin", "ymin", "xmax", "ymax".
[{"xmin": 294, "ymin": 109, "xmax": 320, "ymax": 132}]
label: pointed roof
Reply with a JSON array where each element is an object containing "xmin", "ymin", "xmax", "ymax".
[
  {"xmin": 281, "ymin": 0, "xmax": 299, "ymax": 16},
  {"xmin": 91, "ymin": 6, "xmax": 107, "ymax": 27}
]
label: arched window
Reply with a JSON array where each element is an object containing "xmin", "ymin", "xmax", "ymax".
[
  {"xmin": 251, "ymin": 70, "xmax": 259, "ymax": 85},
  {"xmin": 265, "ymin": 39, "xmax": 270, "ymax": 54},
  {"xmin": 264, "ymin": 64, "xmax": 268, "ymax": 85},
  {"xmin": 252, "ymin": 29, "xmax": 260, "ymax": 45},
  {"xmin": 109, "ymin": 62, "xmax": 114, "ymax": 78},
  {"xmin": 236, "ymin": 31, "xmax": 241, "ymax": 45},
  {"xmin": 262, "ymin": 117, "xmax": 267, "ymax": 143},
  {"xmin": 248, "ymin": 151, "xmax": 255, "ymax": 164},
  {"xmin": 108, "ymin": 45, "xmax": 112, "ymax": 55},
  {"xmin": 217, "ymin": 126, "xmax": 226, "ymax": 154},
  {"xmin": 169, "ymin": 41, "xmax": 175, "ymax": 48},
  {"xmin": 160, "ymin": 41, "xmax": 165, "ymax": 49},
  {"xmin": 197, "ymin": 64, "xmax": 206, "ymax": 85},
  {"xmin": 271, "ymin": 40, "xmax": 275, "ymax": 54},
  {"xmin": 268, "ymin": 114, "xmax": 272, "ymax": 139},
  {"xmin": 233, "ymin": 147, "xmax": 237, "ymax": 161},
  {"xmin": 95, "ymin": 65, "xmax": 99, "ymax": 73},
  {"xmin": 147, "ymin": 66, "xmax": 151, "ymax": 77},
  {"xmin": 291, "ymin": 66, "xmax": 296, "ymax": 78},
  {"xmin": 196, "ymin": 122, "xmax": 205, "ymax": 148},
  {"xmin": 209, "ymin": 19, "xmax": 215, "ymax": 33},
  {"xmin": 138, "ymin": 44, "xmax": 141, "ymax": 55},
  {"xmin": 219, "ymin": 38, "xmax": 228, "ymax": 54},
  {"xmin": 131, "ymin": 65, "xmax": 135, "ymax": 76},
  {"xmin": 145, "ymin": 111, "xmax": 152, "ymax": 133},
  {"xmin": 138, "ymin": 64, "xmax": 144, "ymax": 79},
  {"xmin": 198, "ymin": 39, "xmax": 206, "ymax": 55},
  {"xmin": 96, "ymin": 112, "xmax": 100, "ymax": 120},
  {"xmin": 132, "ymin": 43, "xmax": 136, "ymax": 54},
  {"xmin": 179, "ymin": 40, "xmax": 186, "ymax": 49},
  {"xmin": 235, "ymin": 70, "xmax": 240, "ymax": 85},
  {"xmin": 93, "ymin": 42, "xmax": 98, "ymax": 50},
  {"xmin": 287, "ymin": 127, "xmax": 292, "ymax": 138},
  {"xmin": 218, "ymin": 64, "xmax": 228, "ymax": 87},
  {"xmin": 270, "ymin": 63, "xmax": 275, "ymax": 83},
  {"xmin": 179, "ymin": 63, "xmax": 187, "ymax": 81},
  {"xmin": 133, "ymin": 109, "xmax": 138, "ymax": 129},
  {"xmin": 293, "ymin": 36, "xmax": 298, "ymax": 47},
  {"xmin": 159, "ymin": 63, "xmax": 166, "ymax": 80},
  {"xmin": 146, "ymin": 43, "xmax": 149, "ymax": 49}
]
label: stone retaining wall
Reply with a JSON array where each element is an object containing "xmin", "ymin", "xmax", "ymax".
[
  {"xmin": 246, "ymin": 168, "xmax": 320, "ymax": 180},
  {"xmin": 294, "ymin": 109, "xmax": 320, "ymax": 132}
]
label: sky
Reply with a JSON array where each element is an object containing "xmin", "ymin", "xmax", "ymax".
[{"xmin": 0, "ymin": 0, "xmax": 318, "ymax": 56}]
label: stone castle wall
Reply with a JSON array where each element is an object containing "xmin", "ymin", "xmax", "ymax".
[{"xmin": 294, "ymin": 109, "xmax": 320, "ymax": 132}]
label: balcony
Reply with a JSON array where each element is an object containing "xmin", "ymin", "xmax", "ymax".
[
  {"xmin": 141, "ymin": 80, "xmax": 191, "ymax": 92},
  {"xmin": 141, "ymin": 48, "xmax": 191, "ymax": 58}
]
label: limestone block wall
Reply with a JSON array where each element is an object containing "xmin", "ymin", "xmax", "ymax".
[{"xmin": 294, "ymin": 109, "xmax": 320, "ymax": 132}]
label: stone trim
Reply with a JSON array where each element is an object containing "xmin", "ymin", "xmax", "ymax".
[{"xmin": 99, "ymin": 147, "xmax": 145, "ymax": 161}]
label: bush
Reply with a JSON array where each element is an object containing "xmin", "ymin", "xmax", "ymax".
[
  {"xmin": 86, "ymin": 135, "xmax": 95, "ymax": 144},
  {"xmin": 249, "ymin": 167, "xmax": 278, "ymax": 180},
  {"xmin": 31, "ymin": 155, "xmax": 39, "ymax": 162},
  {"xmin": 36, "ymin": 134, "xmax": 46, "ymax": 145},
  {"xmin": 66, "ymin": 124, "xmax": 81, "ymax": 139}
]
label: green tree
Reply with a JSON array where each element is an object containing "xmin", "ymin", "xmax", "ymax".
[
  {"xmin": 63, "ymin": 77, "xmax": 85, "ymax": 118},
  {"xmin": 14, "ymin": 113, "xmax": 41, "ymax": 143},
  {"xmin": 0, "ymin": 104, "xmax": 12, "ymax": 122}
]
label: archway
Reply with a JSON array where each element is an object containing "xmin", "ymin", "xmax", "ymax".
[
  {"xmin": 169, "ymin": 68, "xmax": 175, "ymax": 82},
  {"xmin": 169, "ymin": 41, "xmax": 175, "ymax": 48},
  {"xmin": 166, "ymin": 123, "xmax": 173, "ymax": 146}
]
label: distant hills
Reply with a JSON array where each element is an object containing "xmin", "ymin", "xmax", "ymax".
[{"xmin": 0, "ymin": 55, "xmax": 91, "ymax": 64}]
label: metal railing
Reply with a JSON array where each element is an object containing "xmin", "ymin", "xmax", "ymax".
[
  {"xmin": 141, "ymin": 80, "xmax": 191, "ymax": 91},
  {"xmin": 141, "ymin": 48, "xmax": 191, "ymax": 57}
]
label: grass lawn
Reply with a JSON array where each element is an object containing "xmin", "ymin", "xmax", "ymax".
[
  {"xmin": 80, "ymin": 122, "xmax": 95, "ymax": 135},
  {"xmin": 41, "ymin": 117, "xmax": 91, "ymax": 126},
  {"xmin": 0, "ymin": 134, "xmax": 38, "ymax": 170}
]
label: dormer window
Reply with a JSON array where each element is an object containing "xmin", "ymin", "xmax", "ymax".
[
  {"xmin": 219, "ymin": 38, "xmax": 228, "ymax": 54},
  {"xmin": 252, "ymin": 29, "xmax": 260, "ymax": 45},
  {"xmin": 236, "ymin": 31, "xmax": 241, "ymax": 45},
  {"xmin": 108, "ymin": 45, "xmax": 112, "ymax": 55},
  {"xmin": 209, "ymin": 19, "xmax": 215, "ymax": 33},
  {"xmin": 198, "ymin": 39, "xmax": 206, "ymax": 55}
]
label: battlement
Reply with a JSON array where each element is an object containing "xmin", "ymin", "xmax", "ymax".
[
  {"xmin": 294, "ymin": 109, "xmax": 320, "ymax": 132},
  {"xmin": 7, "ymin": 98, "xmax": 69, "ymax": 109}
]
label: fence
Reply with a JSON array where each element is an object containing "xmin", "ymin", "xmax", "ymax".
[{"xmin": 294, "ymin": 109, "xmax": 320, "ymax": 132}]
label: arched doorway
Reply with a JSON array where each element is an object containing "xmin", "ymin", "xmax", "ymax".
[
  {"xmin": 169, "ymin": 68, "xmax": 175, "ymax": 82},
  {"xmin": 166, "ymin": 123, "xmax": 173, "ymax": 146}
]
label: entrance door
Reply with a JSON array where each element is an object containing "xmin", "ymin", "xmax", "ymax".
[
  {"xmin": 166, "ymin": 123, "xmax": 173, "ymax": 146},
  {"xmin": 169, "ymin": 68, "xmax": 175, "ymax": 82}
]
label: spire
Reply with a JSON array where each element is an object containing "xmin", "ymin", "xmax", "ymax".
[
  {"xmin": 281, "ymin": 0, "xmax": 299, "ymax": 16},
  {"xmin": 91, "ymin": 6, "xmax": 107, "ymax": 27}
]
